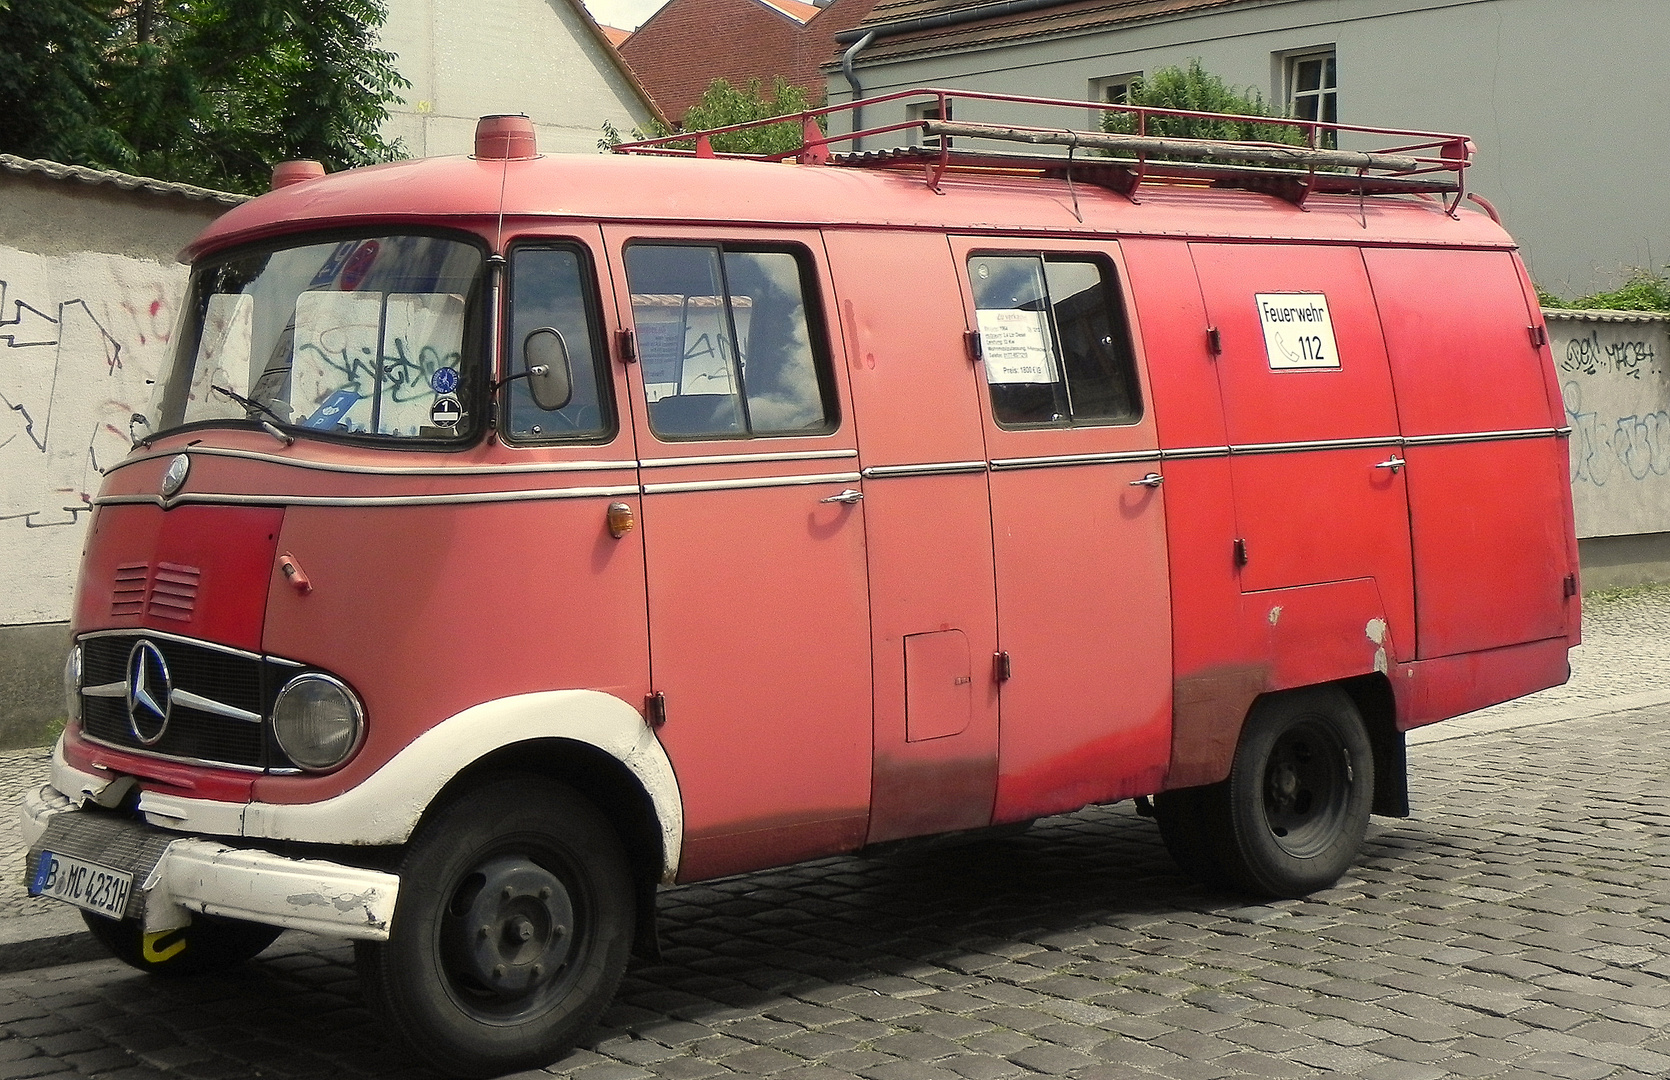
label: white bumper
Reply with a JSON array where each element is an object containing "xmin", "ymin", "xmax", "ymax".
[{"xmin": 22, "ymin": 783, "xmax": 398, "ymax": 940}]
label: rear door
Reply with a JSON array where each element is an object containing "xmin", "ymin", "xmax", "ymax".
[
  {"xmin": 603, "ymin": 226, "xmax": 873, "ymax": 881},
  {"xmin": 1363, "ymin": 247, "xmax": 1574, "ymax": 657}
]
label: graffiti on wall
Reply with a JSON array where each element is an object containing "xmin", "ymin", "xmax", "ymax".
[
  {"xmin": 1552, "ymin": 316, "xmax": 1670, "ymax": 539},
  {"xmin": 1, "ymin": 250, "xmax": 185, "ymax": 623}
]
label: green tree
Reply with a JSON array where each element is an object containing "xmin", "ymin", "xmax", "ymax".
[
  {"xmin": 603, "ymin": 77, "xmax": 823, "ymax": 157},
  {"xmin": 0, "ymin": 0, "xmax": 407, "ymax": 194},
  {"xmin": 0, "ymin": 0, "xmax": 126, "ymax": 165},
  {"xmin": 1103, "ymin": 58, "xmax": 1305, "ymax": 145}
]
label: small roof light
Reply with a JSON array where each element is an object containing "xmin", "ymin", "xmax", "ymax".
[
  {"xmin": 271, "ymin": 160, "xmax": 326, "ymax": 191},
  {"xmin": 475, "ymin": 114, "xmax": 538, "ymax": 160}
]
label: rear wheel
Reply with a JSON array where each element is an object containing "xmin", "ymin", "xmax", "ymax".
[
  {"xmin": 1223, "ymin": 687, "xmax": 1374, "ymax": 896},
  {"xmin": 357, "ymin": 777, "xmax": 634, "ymax": 1079},
  {"xmin": 82, "ymin": 910, "xmax": 282, "ymax": 975}
]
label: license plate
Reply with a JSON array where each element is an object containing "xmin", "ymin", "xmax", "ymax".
[{"xmin": 29, "ymin": 851, "xmax": 133, "ymax": 920}]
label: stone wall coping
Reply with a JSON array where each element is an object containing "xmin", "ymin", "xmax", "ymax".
[{"xmin": 0, "ymin": 154, "xmax": 248, "ymax": 209}]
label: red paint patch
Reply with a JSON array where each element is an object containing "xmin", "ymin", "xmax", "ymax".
[{"xmin": 150, "ymin": 300, "xmax": 163, "ymax": 317}]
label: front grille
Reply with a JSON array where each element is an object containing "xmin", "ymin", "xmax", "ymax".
[{"xmin": 79, "ymin": 633, "xmax": 291, "ymax": 770}]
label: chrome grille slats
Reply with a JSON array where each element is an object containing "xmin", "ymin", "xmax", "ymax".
[{"xmin": 78, "ymin": 634, "xmax": 283, "ymax": 770}]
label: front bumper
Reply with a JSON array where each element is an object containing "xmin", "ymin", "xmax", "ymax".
[{"xmin": 22, "ymin": 783, "xmax": 399, "ymax": 940}]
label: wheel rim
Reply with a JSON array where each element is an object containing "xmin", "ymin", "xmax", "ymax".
[
  {"xmin": 438, "ymin": 851, "xmax": 583, "ymax": 1024},
  {"xmin": 1260, "ymin": 718, "xmax": 1353, "ymax": 859}
]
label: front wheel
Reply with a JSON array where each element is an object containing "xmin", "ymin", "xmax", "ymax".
[{"xmin": 357, "ymin": 777, "xmax": 635, "ymax": 1079}]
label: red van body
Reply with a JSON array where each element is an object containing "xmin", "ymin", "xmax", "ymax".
[{"xmin": 23, "ymin": 96, "xmax": 1577, "ymax": 1076}]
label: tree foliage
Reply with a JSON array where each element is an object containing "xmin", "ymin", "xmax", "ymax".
[
  {"xmin": 0, "ymin": 0, "xmax": 407, "ymax": 194},
  {"xmin": 1102, "ymin": 58, "xmax": 1305, "ymax": 145},
  {"xmin": 603, "ymin": 77, "xmax": 823, "ymax": 158}
]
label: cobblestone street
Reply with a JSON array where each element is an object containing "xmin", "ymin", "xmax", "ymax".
[{"xmin": 1, "ymin": 587, "xmax": 1667, "ymax": 1080}]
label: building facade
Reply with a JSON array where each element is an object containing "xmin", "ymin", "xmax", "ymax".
[{"xmin": 827, "ymin": 0, "xmax": 1670, "ymax": 298}]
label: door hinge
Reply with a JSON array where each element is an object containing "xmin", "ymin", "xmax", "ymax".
[
  {"xmin": 1529, "ymin": 324, "xmax": 1547, "ymax": 348},
  {"xmin": 1563, "ymin": 572, "xmax": 1578, "ymax": 598},
  {"xmin": 993, "ymin": 651, "xmax": 1012, "ymax": 683},
  {"xmin": 616, "ymin": 328, "xmax": 637, "ymax": 363},
  {"xmin": 964, "ymin": 330, "xmax": 983, "ymax": 361},
  {"xmin": 1233, "ymin": 538, "xmax": 1249, "ymax": 567},
  {"xmin": 1206, "ymin": 327, "xmax": 1223, "ymax": 356},
  {"xmin": 644, "ymin": 690, "xmax": 667, "ymax": 729}
]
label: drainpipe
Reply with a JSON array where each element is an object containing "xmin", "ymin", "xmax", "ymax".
[
  {"xmin": 841, "ymin": 30, "xmax": 877, "ymax": 150},
  {"xmin": 833, "ymin": 0, "xmax": 1068, "ymax": 149}
]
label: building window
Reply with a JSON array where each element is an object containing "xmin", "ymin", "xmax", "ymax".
[
  {"xmin": 1089, "ymin": 72, "xmax": 1143, "ymax": 129},
  {"xmin": 909, "ymin": 100, "xmax": 952, "ymax": 148},
  {"xmin": 1285, "ymin": 49, "xmax": 1337, "ymax": 131}
]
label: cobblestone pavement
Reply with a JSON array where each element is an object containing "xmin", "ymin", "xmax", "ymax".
[{"xmin": 1, "ymin": 587, "xmax": 1667, "ymax": 1080}]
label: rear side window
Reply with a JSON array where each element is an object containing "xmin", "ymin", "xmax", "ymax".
[
  {"xmin": 969, "ymin": 253, "xmax": 1141, "ymax": 428},
  {"xmin": 624, "ymin": 244, "xmax": 836, "ymax": 440}
]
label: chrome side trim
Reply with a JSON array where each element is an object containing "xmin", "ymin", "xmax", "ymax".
[
  {"xmin": 83, "ymin": 682, "xmax": 127, "ymax": 699},
  {"xmin": 1231, "ymin": 435, "xmax": 1403, "ymax": 456},
  {"xmin": 989, "ymin": 450, "xmax": 1161, "ymax": 472},
  {"xmin": 1160, "ymin": 445, "xmax": 1232, "ymax": 461},
  {"xmin": 79, "ymin": 627, "xmax": 268, "ymax": 664},
  {"xmin": 862, "ymin": 461, "xmax": 989, "ymax": 479},
  {"xmin": 95, "ymin": 485, "xmax": 641, "ymax": 510},
  {"xmin": 639, "ymin": 449, "xmax": 858, "ymax": 468},
  {"xmin": 110, "ymin": 445, "xmax": 634, "ymax": 478},
  {"xmin": 1402, "ymin": 427, "xmax": 1566, "ymax": 447},
  {"xmin": 643, "ymin": 471, "xmax": 863, "ymax": 495}
]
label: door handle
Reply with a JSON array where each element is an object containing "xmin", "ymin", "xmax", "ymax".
[
  {"xmin": 1128, "ymin": 472, "xmax": 1164, "ymax": 488},
  {"xmin": 820, "ymin": 488, "xmax": 864, "ymax": 505},
  {"xmin": 1374, "ymin": 456, "xmax": 1406, "ymax": 475}
]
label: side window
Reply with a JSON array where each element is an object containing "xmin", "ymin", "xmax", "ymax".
[
  {"xmin": 505, "ymin": 245, "xmax": 614, "ymax": 441},
  {"xmin": 624, "ymin": 243, "xmax": 836, "ymax": 440},
  {"xmin": 969, "ymin": 253, "xmax": 1142, "ymax": 428}
]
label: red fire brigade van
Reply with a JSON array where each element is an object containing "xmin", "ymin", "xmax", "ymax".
[{"xmin": 23, "ymin": 92, "xmax": 1578, "ymax": 1076}]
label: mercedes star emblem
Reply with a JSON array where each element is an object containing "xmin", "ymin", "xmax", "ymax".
[
  {"xmin": 161, "ymin": 454, "xmax": 190, "ymax": 499},
  {"xmin": 126, "ymin": 640, "xmax": 172, "ymax": 746}
]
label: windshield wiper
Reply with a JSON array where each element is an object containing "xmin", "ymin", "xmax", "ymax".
[{"xmin": 211, "ymin": 384, "xmax": 293, "ymax": 446}]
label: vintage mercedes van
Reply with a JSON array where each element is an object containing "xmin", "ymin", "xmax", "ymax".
[{"xmin": 23, "ymin": 92, "xmax": 1578, "ymax": 1076}]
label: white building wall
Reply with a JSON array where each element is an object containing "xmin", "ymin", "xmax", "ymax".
[
  {"xmin": 379, "ymin": 0, "xmax": 661, "ymax": 157},
  {"xmin": 830, "ymin": 0, "xmax": 1670, "ymax": 297}
]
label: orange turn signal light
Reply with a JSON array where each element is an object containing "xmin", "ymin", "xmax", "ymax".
[{"xmin": 607, "ymin": 502, "xmax": 635, "ymax": 538}]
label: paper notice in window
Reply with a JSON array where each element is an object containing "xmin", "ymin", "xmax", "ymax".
[{"xmin": 977, "ymin": 309, "xmax": 1057, "ymax": 384}]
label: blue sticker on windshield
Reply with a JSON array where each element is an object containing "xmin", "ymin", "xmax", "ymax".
[
  {"xmin": 302, "ymin": 389, "xmax": 362, "ymax": 429},
  {"xmin": 431, "ymin": 367, "xmax": 459, "ymax": 394}
]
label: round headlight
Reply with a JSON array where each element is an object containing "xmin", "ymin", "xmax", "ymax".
[
  {"xmin": 272, "ymin": 673, "xmax": 364, "ymax": 772},
  {"xmin": 63, "ymin": 644, "xmax": 83, "ymax": 726}
]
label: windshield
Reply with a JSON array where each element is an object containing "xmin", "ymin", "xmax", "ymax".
[{"xmin": 146, "ymin": 234, "xmax": 486, "ymax": 443}]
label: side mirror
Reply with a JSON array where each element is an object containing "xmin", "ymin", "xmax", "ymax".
[{"xmin": 523, "ymin": 327, "xmax": 574, "ymax": 411}]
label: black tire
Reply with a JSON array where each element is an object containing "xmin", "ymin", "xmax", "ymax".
[
  {"xmin": 1220, "ymin": 687, "xmax": 1374, "ymax": 897},
  {"xmin": 82, "ymin": 910, "xmax": 282, "ymax": 975},
  {"xmin": 357, "ymin": 777, "xmax": 635, "ymax": 1079}
]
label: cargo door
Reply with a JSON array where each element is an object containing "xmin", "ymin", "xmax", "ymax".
[
  {"xmin": 1363, "ymin": 247, "xmax": 1574, "ymax": 658},
  {"xmin": 950, "ymin": 238, "xmax": 1173, "ymax": 823},
  {"xmin": 604, "ymin": 227, "xmax": 873, "ymax": 881},
  {"xmin": 1190, "ymin": 243, "xmax": 1416, "ymax": 662},
  {"xmin": 821, "ymin": 229, "xmax": 1001, "ymax": 845}
]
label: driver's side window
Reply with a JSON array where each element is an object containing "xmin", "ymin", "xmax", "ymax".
[{"xmin": 504, "ymin": 245, "xmax": 615, "ymax": 442}]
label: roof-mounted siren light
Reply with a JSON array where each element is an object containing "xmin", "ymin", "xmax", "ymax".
[
  {"xmin": 475, "ymin": 114, "xmax": 538, "ymax": 160},
  {"xmin": 271, "ymin": 160, "xmax": 325, "ymax": 191}
]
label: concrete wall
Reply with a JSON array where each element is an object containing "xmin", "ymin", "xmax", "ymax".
[
  {"xmin": 1547, "ymin": 310, "xmax": 1670, "ymax": 591},
  {"xmin": 378, "ymin": 0, "xmax": 662, "ymax": 156},
  {"xmin": 0, "ymin": 166, "xmax": 231, "ymax": 748},
  {"xmin": 830, "ymin": 0, "xmax": 1670, "ymax": 298}
]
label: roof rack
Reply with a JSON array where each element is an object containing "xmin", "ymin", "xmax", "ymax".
[{"xmin": 610, "ymin": 88, "xmax": 1477, "ymax": 214}]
